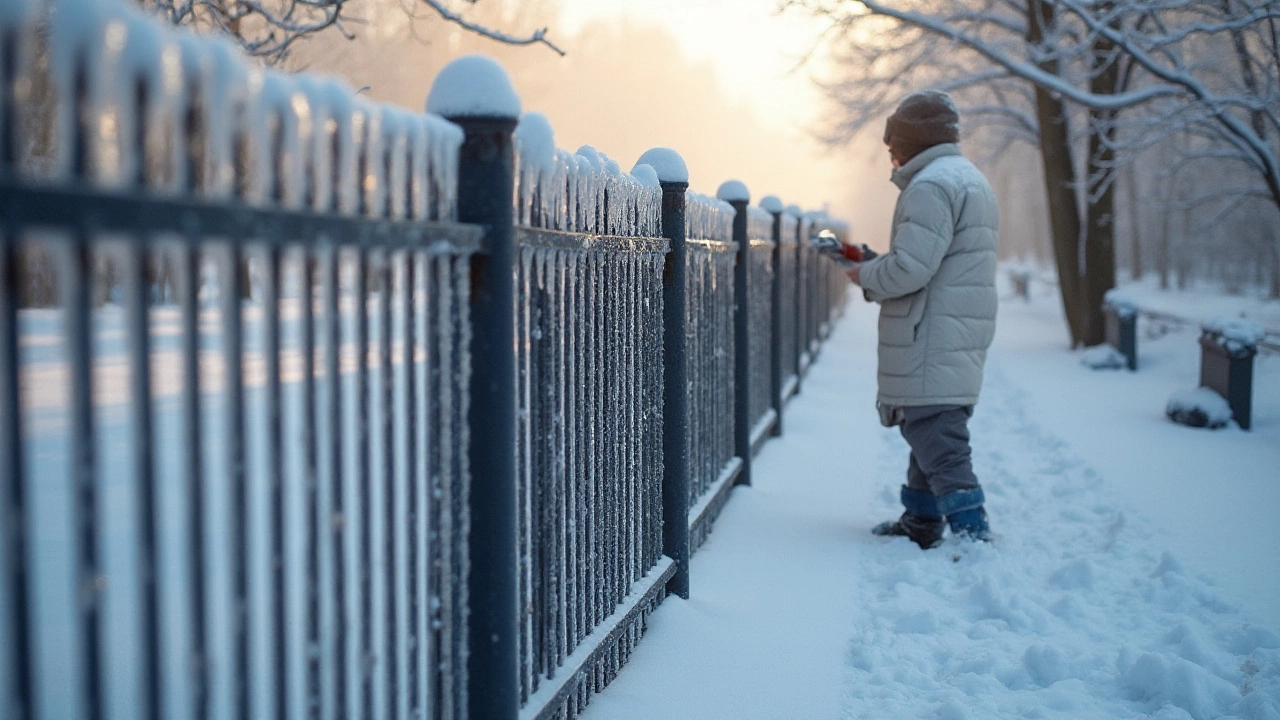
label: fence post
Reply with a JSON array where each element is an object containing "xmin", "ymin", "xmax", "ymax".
[
  {"xmin": 763, "ymin": 197, "xmax": 784, "ymax": 436},
  {"xmin": 1103, "ymin": 292, "xmax": 1138, "ymax": 371},
  {"xmin": 719, "ymin": 181, "xmax": 752, "ymax": 486},
  {"xmin": 1199, "ymin": 320, "xmax": 1260, "ymax": 431},
  {"xmin": 638, "ymin": 148, "xmax": 691, "ymax": 599},
  {"xmin": 428, "ymin": 57, "xmax": 521, "ymax": 720}
]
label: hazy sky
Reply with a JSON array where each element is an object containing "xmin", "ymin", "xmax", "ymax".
[{"xmin": 556, "ymin": 0, "xmax": 829, "ymax": 134}]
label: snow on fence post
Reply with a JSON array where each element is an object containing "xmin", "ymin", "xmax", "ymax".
[
  {"xmin": 1199, "ymin": 316, "xmax": 1264, "ymax": 431},
  {"xmin": 762, "ymin": 196, "xmax": 785, "ymax": 437},
  {"xmin": 427, "ymin": 55, "xmax": 522, "ymax": 720},
  {"xmin": 718, "ymin": 180, "xmax": 753, "ymax": 489},
  {"xmin": 638, "ymin": 147, "xmax": 692, "ymax": 599},
  {"xmin": 1104, "ymin": 290, "xmax": 1138, "ymax": 371}
]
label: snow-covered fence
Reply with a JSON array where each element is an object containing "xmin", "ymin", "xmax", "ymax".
[
  {"xmin": 0, "ymin": 2, "xmax": 852, "ymax": 719},
  {"xmin": 503, "ymin": 113, "xmax": 671, "ymax": 716},
  {"xmin": 0, "ymin": 3, "xmax": 475, "ymax": 720},
  {"xmin": 674, "ymin": 189, "xmax": 738, "ymax": 557}
]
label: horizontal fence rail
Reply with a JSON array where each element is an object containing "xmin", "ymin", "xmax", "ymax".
[{"xmin": 0, "ymin": 2, "xmax": 855, "ymax": 719}]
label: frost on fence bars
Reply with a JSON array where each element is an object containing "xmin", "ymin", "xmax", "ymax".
[
  {"xmin": 4, "ymin": 0, "xmax": 463, "ymax": 220},
  {"xmin": 776, "ymin": 203, "xmax": 799, "ymax": 244},
  {"xmin": 685, "ymin": 191, "xmax": 735, "ymax": 242},
  {"xmin": 796, "ymin": 211, "xmax": 814, "ymax": 247},
  {"xmin": 514, "ymin": 111, "xmax": 661, "ymax": 238},
  {"xmin": 803, "ymin": 208, "xmax": 851, "ymax": 245},
  {"xmin": 746, "ymin": 206, "xmax": 774, "ymax": 242}
]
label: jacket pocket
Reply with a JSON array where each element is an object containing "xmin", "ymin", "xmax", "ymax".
[
  {"xmin": 881, "ymin": 290, "xmax": 922, "ymax": 318},
  {"xmin": 879, "ymin": 290, "xmax": 927, "ymax": 348}
]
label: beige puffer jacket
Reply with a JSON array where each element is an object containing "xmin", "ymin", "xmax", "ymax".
[{"xmin": 859, "ymin": 143, "xmax": 999, "ymax": 409}]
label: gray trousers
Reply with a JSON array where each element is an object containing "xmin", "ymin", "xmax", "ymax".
[{"xmin": 899, "ymin": 405, "xmax": 981, "ymax": 498}]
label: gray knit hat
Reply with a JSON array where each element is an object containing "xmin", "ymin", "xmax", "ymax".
[{"xmin": 883, "ymin": 90, "xmax": 960, "ymax": 149}]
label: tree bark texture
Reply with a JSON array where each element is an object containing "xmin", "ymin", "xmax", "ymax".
[
  {"xmin": 1083, "ymin": 20, "xmax": 1121, "ymax": 347},
  {"xmin": 1126, "ymin": 164, "xmax": 1142, "ymax": 281},
  {"xmin": 1028, "ymin": 0, "xmax": 1085, "ymax": 347}
]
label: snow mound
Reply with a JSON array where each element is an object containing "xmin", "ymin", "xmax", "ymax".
[
  {"xmin": 759, "ymin": 195, "xmax": 784, "ymax": 214},
  {"xmin": 426, "ymin": 54, "xmax": 521, "ymax": 119},
  {"xmin": 1202, "ymin": 315, "xmax": 1267, "ymax": 353},
  {"xmin": 715, "ymin": 179, "xmax": 750, "ymax": 203},
  {"xmin": 633, "ymin": 148, "xmax": 687, "ymax": 184},
  {"xmin": 1023, "ymin": 643, "xmax": 1069, "ymax": 686},
  {"xmin": 1166, "ymin": 387, "xmax": 1232, "ymax": 429},
  {"xmin": 1081, "ymin": 344, "xmax": 1127, "ymax": 370},
  {"xmin": 1124, "ymin": 652, "xmax": 1241, "ymax": 720}
]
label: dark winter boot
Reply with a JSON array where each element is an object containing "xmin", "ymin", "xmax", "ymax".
[
  {"xmin": 872, "ymin": 486, "xmax": 945, "ymax": 549},
  {"xmin": 937, "ymin": 488, "xmax": 991, "ymax": 542}
]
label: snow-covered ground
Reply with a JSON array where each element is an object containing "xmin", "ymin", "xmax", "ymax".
[{"xmin": 582, "ymin": 274, "xmax": 1280, "ymax": 720}]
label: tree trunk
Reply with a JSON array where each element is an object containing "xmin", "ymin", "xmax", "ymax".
[
  {"xmin": 1126, "ymin": 163, "xmax": 1142, "ymax": 280},
  {"xmin": 1028, "ymin": 0, "xmax": 1085, "ymax": 347},
  {"xmin": 1082, "ymin": 25, "xmax": 1121, "ymax": 347},
  {"xmin": 1083, "ymin": 136, "xmax": 1116, "ymax": 346},
  {"xmin": 1271, "ymin": 227, "xmax": 1280, "ymax": 299},
  {"xmin": 1158, "ymin": 196, "xmax": 1171, "ymax": 290}
]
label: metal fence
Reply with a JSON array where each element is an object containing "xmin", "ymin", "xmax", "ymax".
[
  {"xmin": 508, "ymin": 136, "xmax": 671, "ymax": 718},
  {"xmin": 0, "ymin": 3, "xmax": 852, "ymax": 720},
  {"xmin": 0, "ymin": 4, "xmax": 479, "ymax": 719}
]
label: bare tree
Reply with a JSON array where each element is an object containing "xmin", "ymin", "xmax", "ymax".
[
  {"xmin": 145, "ymin": 0, "xmax": 564, "ymax": 65},
  {"xmin": 786, "ymin": 0, "xmax": 1280, "ymax": 344}
]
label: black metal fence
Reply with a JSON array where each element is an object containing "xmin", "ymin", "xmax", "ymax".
[{"xmin": 0, "ymin": 4, "xmax": 851, "ymax": 720}]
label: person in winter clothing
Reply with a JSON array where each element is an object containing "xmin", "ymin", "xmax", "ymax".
[{"xmin": 844, "ymin": 90, "xmax": 1000, "ymax": 549}]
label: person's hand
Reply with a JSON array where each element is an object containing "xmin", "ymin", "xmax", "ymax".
[
  {"xmin": 846, "ymin": 264, "xmax": 862, "ymax": 285},
  {"xmin": 840, "ymin": 244, "xmax": 865, "ymax": 262},
  {"xmin": 840, "ymin": 243, "xmax": 879, "ymax": 263}
]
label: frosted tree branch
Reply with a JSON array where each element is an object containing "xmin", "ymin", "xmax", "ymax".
[
  {"xmin": 147, "ymin": 0, "xmax": 565, "ymax": 64},
  {"xmin": 856, "ymin": 0, "xmax": 1184, "ymax": 110},
  {"xmin": 419, "ymin": 0, "xmax": 565, "ymax": 56},
  {"xmin": 1054, "ymin": 0, "xmax": 1280, "ymax": 204}
]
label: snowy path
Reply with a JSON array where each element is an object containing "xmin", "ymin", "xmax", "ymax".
[{"xmin": 582, "ymin": 290, "xmax": 1280, "ymax": 720}]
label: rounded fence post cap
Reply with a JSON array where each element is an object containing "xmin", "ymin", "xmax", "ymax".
[
  {"xmin": 426, "ymin": 54, "xmax": 521, "ymax": 120},
  {"xmin": 759, "ymin": 195, "xmax": 784, "ymax": 213},
  {"xmin": 716, "ymin": 180, "xmax": 750, "ymax": 203},
  {"xmin": 634, "ymin": 148, "xmax": 688, "ymax": 184}
]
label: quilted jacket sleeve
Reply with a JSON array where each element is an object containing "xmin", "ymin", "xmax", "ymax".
[{"xmin": 859, "ymin": 181, "xmax": 954, "ymax": 301}]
